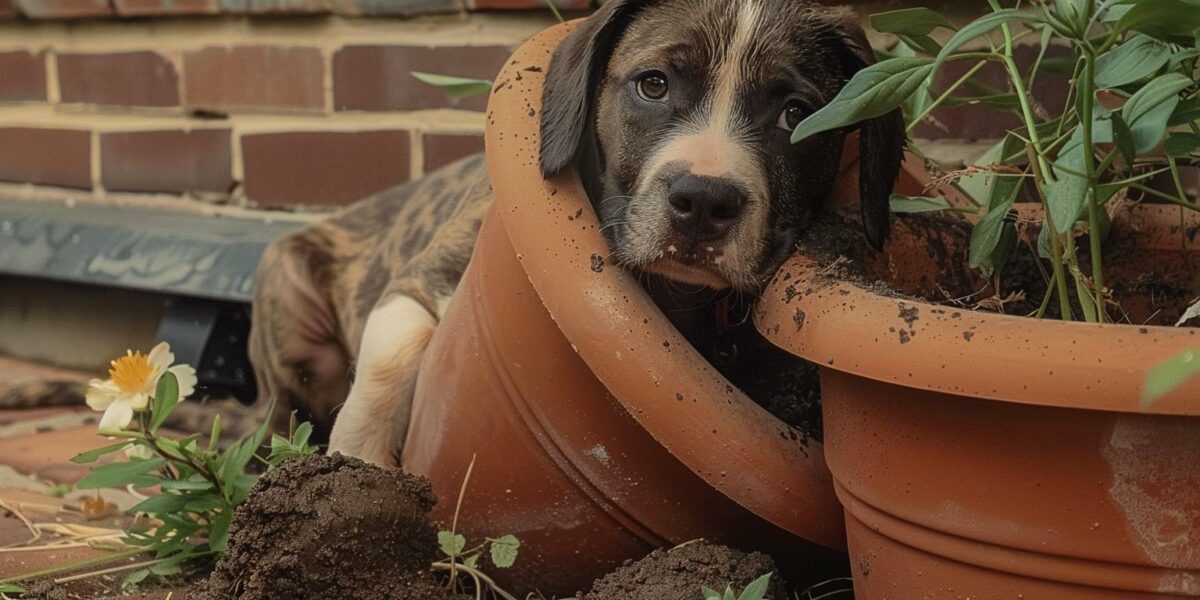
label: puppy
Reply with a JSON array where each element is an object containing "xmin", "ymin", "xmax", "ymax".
[{"xmin": 246, "ymin": 0, "xmax": 905, "ymax": 466}]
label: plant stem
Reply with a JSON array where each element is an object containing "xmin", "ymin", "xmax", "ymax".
[
  {"xmin": 1129, "ymin": 183, "xmax": 1200, "ymax": 211},
  {"xmin": 446, "ymin": 455, "xmax": 477, "ymax": 589},
  {"xmin": 432, "ymin": 562, "xmax": 519, "ymax": 600},
  {"xmin": 1027, "ymin": 143, "xmax": 1077, "ymax": 320},
  {"xmin": 1079, "ymin": 50, "xmax": 1106, "ymax": 322},
  {"xmin": 907, "ymin": 60, "xmax": 991, "ymax": 134},
  {"xmin": 994, "ymin": 0, "xmax": 1076, "ymax": 321}
]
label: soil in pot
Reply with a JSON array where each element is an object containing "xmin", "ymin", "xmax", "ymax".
[
  {"xmin": 786, "ymin": 207, "xmax": 1199, "ymax": 327},
  {"xmin": 578, "ymin": 541, "xmax": 787, "ymax": 600},
  {"xmin": 191, "ymin": 453, "xmax": 463, "ymax": 600}
]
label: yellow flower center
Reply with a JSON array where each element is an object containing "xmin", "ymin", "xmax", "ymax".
[{"xmin": 109, "ymin": 351, "xmax": 154, "ymax": 394}]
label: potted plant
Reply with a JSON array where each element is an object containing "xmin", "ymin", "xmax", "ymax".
[
  {"xmin": 400, "ymin": 22, "xmax": 848, "ymax": 596},
  {"xmin": 757, "ymin": 1, "xmax": 1200, "ymax": 597}
]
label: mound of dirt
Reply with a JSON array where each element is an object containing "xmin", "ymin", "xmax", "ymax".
[
  {"xmin": 191, "ymin": 453, "xmax": 461, "ymax": 600},
  {"xmin": 579, "ymin": 541, "xmax": 786, "ymax": 600}
]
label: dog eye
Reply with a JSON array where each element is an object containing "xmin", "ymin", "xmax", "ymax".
[
  {"xmin": 636, "ymin": 71, "xmax": 669, "ymax": 102},
  {"xmin": 777, "ymin": 102, "xmax": 806, "ymax": 131}
]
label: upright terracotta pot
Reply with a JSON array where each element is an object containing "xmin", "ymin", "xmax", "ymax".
[
  {"xmin": 756, "ymin": 166, "xmax": 1200, "ymax": 598},
  {"xmin": 402, "ymin": 22, "xmax": 845, "ymax": 595}
]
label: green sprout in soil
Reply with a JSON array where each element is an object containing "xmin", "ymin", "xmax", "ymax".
[
  {"xmin": 702, "ymin": 573, "xmax": 773, "ymax": 600},
  {"xmin": 434, "ymin": 455, "xmax": 523, "ymax": 600},
  {"xmin": 793, "ymin": 0, "xmax": 1200, "ymax": 324}
]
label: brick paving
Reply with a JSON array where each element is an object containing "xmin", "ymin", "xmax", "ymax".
[{"xmin": 0, "ymin": 355, "xmax": 181, "ymax": 598}]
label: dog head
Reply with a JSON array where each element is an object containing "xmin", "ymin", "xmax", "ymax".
[{"xmin": 541, "ymin": 0, "xmax": 905, "ymax": 292}]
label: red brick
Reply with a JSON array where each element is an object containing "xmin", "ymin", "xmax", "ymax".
[
  {"xmin": 0, "ymin": 0, "xmax": 19, "ymax": 17},
  {"xmin": 423, "ymin": 133, "xmax": 484, "ymax": 173},
  {"xmin": 0, "ymin": 52, "xmax": 47, "ymax": 102},
  {"xmin": 57, "ymin": 52, "xmax": 180, "ymax": 108},
  {"xmin": 101, "ymin": 129, "xmax": 233, "ymax": 194},
  {"xmin": 333, "ymin": 45, "xmax": 511, "ymax": 112},
  {"xmin": 242, "ymin": 130, "xmax": 410, "ymax": 207},
  {"xmin": 468, "ymin": 0, "xmax": 587, "ymax": 9},
  {"xmin": 184, "ymin": 46, "xmax": 325, "ymax": 112},
  {"xmin": 0, "ymin": 128, "xmax": 91, "ymax": 189},
  {"xmin": 113, "ymin": 0, "xmax": 218, "ymax": 16},
  {"xmin": 15, "ymin": 0, "xmax": 111, "ymax": 18}
]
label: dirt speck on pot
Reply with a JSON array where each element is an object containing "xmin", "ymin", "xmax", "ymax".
[
  {"xmin": 191, "ymin": 453, "xmax": 462, "ymax": 600},
  {"xmin": 579, "ymin": 541, "xmax": 786, "ymax": 600}
]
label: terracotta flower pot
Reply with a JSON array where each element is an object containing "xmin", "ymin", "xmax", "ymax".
[
  {"xmin": 401, "ymin": 21, "xmax": 845, "ymax": 595},
  {"xmin": 756, "ymin": 160, "xmax": 1200, "ymax": 598}
]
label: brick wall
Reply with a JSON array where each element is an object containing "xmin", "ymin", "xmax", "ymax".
[
  {"xmin": 0, "ymin": 0, "xmax": 1002, "ymax": 215},
  {"xmin": 0, "ymin": 0, "xmax": 589, "ymax": 212}
]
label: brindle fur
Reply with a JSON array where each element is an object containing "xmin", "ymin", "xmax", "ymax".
[{"xmin": 249, "ymin": 156, "xmax": 490, "ymax": 441}]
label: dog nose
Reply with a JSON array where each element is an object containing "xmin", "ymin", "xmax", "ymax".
[{"xmin": 667, "ymin": 175, "xmax": 745, "ymax": 242}]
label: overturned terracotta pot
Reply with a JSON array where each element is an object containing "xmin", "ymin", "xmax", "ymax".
[
  {"xmin": 756, "ymin": 163, "xmax": 1200, "ymax": 598},
  {"xmin": 401, "ymin": 21, "xmax": 845, "ymax": 595}
]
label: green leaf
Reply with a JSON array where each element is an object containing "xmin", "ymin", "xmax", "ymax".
[
  {"xmin": 1166, "ymin": 133, "xmax": 1200, "ymax": 157},
  {"xmin": 291, "ymin": 422, "xmax": 313, "ymax": 449},
  {"xmin": 1111, "ymin": 112, "xmax": 1137, "ymax": 166},
  {"xmin": 890, "ymin": 194, "xmax": 953, "ymax": 214},
  {"xmin": 1169, "ymin": 97, "xmax": 1200, "ymax": 127},
  {"xmin": 1116, "ymin": 0, "xmax": 1200, "ymax": 41},
  {"xmin": 898, "ymin": 33, "xmax": 944, "ymax": 56},
  {"xmin": 870, "ymin": 8, "xmax": 956, "ymax": 35},
  {"xmin": 149, "ymin": 561, "xmax": 182, "ymax": 577},
  {"xmin": 184, "ymin": 496, "xmax": 225, "ymax": 513},
  {"xmin": 149, "ymin": 371, "xmax": 179, "ymax": 433},
  {"xmin": 489, "ymin": 534, "xmax": 520, "ymax": 568},
  {"xmin": 76, "ymin": 457, "xmax": 166, "ymax": 490},
  {"xmin": 969, "ymin": 179, "xmax": 1020, "ymax": 275},
  {"xmin": 0, "ymin": 584, "xmax": 26, "ymax": 594},
  {"xmin": 159, "ymin": 477, "xmax": 213, "ymax": 492},
  {"xmin": 1055, "ymin": 0, "xmax": 1090, "ymax": 32},
  {"xmin": 1143, "ymin": 349, "xmax": 1200, "ymax": 408},
  {"xmin": 934, "ymin": 10, "xmax": 1044, "ymax": 74},
  {"xmin": 209, "ymin": 507, "xmax": 233, "ymax": 553},
  {"xmin": 1095, "ymin": 35, "xmax": 1172, "ymax": 89},
  {"xmin": 702, "ymin": 587, "xmax": 724, "ymax": 600},
  {"xmin": 1045, "ymin": 127, "xmax": 1091, "ymax": 234},
  {"xmin": 131, "ymin": 492, "xmax": 192, "ymax": 515},
  {"xmin": 791, "ymin": 58, "xmax": 933, "ymax": 143},
  {"xmin": 463, "ymin": 554, "xmax": 480, "ymax": 569},
  {"xmin": 411, "ymin": 71, "xmax": 493, "ymax": 99},
  {"xmin": 70, "ymin": 441, "xmax": 131, "ymax": 464},
  {"xmin": 959, "ymin": 134, "xmax": 1026, "ymax": 204},
  {"xmin": 121, "ymin": 568, "xmax": 150, "ymax": 592},
  {"xmin": 46, "ymin": 483, "xmax": 71, "ymax": 498},
  {"xmin": 1073, "ymin": 271, "xmax": 1099, "ymax": 322},
  {"xmin": 220, "ymin": 401, "xmax": 274, "ymax": 485},
  {"xmin": 1122, "ymin": 73, "xmax": 1191, "ymax": 153},
  {"xmin": 438, "ymin": 531, "xmax": 466, "ymax": 557},
  {"xmin": 737, "ymin": 573, "xmax": 773, "ymax": 600}
]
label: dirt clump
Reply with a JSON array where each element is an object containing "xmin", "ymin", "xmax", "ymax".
[
  {"xmin": 191, "ymin": 453, "xmax": 462, "ymax": 600},
  {"xmin": 580, "ymin": 541, "xmax": 786, "ymax": 600}
]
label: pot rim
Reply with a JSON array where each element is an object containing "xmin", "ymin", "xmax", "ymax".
[
  {"xmin": 484, "ymin": 20, "xmax": 845, "ymax": 548},
  {"xmin": 755, "ymin": 185, "xmax": 1200, "ymax": 417}
]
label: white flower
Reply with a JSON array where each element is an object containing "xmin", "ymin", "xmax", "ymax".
[{"xmin": 86, "ymin": 342, "xmax": 197, "ymax": 432}]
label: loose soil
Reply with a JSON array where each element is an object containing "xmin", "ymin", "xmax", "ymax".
[
  {"xmin": 580, "ymin": 541, "xmax": 786, "ymax": 600},
  {"xmin": 191, "ymin": 453, "xmax": 463, "ymax": 600}
]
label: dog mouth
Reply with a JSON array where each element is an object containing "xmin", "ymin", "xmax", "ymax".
[{"xmin": 643, "ymin": 241, "xmax": 733, "ymax": 289}]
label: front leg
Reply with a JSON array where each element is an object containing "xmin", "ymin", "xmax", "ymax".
[{"xmin": 328, "ymin": 294, "xmax": 436, "ymax": 466}]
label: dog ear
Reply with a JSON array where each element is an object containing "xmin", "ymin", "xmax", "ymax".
[
  {"xmin": 540, "ymin": 0, "xmax": 643, "ymax": 177},
  {"xmin": 820, "ymin": 8, "xmax": 906, "ymax": 250}
]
